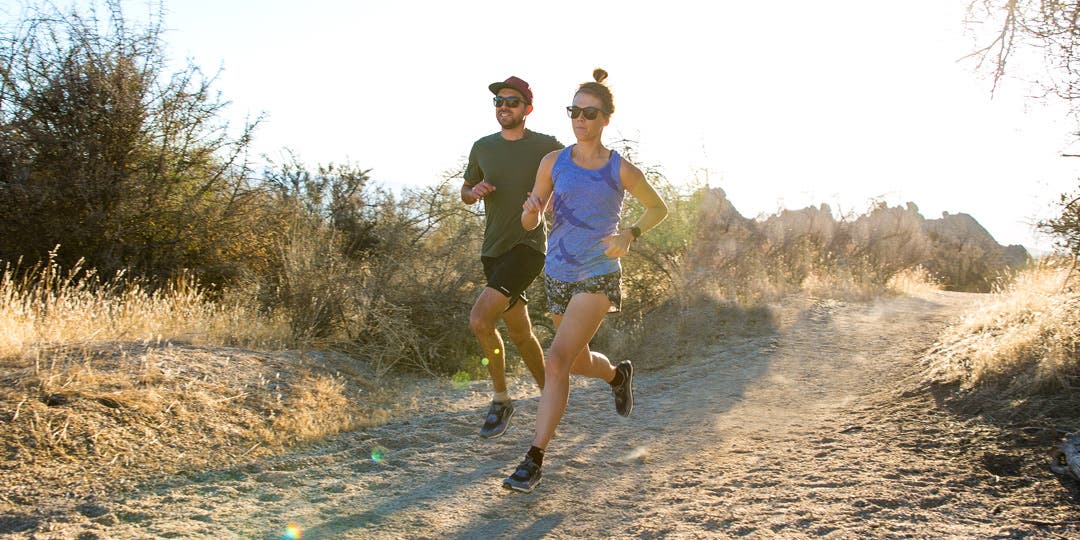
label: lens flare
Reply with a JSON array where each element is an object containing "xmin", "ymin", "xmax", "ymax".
[
  {"xmin": 282, "ymin": 523, "xmax": 303, "ymax": 540},
  {"xmin": 493, "ymin": 348, "xmax": 501, "ymax": 355},
  {"xmin": 371, "ymin": 446, "xmax": 387, "ymax": 463},
  {"xmin": 481, "ymin": 357, "xmax": 489, "ymax": 367},
  {"xmin": 451, "ymin": 370, "xmax": 471, "ymax": 389}
]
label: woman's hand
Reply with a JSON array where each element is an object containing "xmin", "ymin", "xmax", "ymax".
[
  {"xmin": 602, "ymin": 230, "xmax": 634, "ymax": 258},
  {"xmin": 522, "ymin": 192, "xmax": 545, "ymax": 214},
  {"xmin": 521, "ymin": 192, "xmax": 546, "ymax": 231}
]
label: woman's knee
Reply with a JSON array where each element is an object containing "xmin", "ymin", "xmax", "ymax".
[{"xmin": 543, "ymin": 350, "xmax": 575, "ymax": 377}]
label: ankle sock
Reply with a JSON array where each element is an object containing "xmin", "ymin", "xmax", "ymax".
[
  {"xmin": 526, "ymin": 445, "xmax": 545, "ymax": 467},
  {"xmin": 609, "ymin": 368, "xmax": 625, "ymax": 388},
  {"xmin": 493, "ymin": 391, "xmax": 510, "ymax": 403}
]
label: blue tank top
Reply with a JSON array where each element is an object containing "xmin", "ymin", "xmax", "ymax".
[{"xmin": 545, "ymin": 145, "xmax": 624, "ymax": 282}]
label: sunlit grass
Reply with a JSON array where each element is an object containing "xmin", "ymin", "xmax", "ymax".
[
  {"xmin": 886, "ymin": 266, "xmax": 945, "ymax": 296},
  {"xmin": 0, "ymin": 254, "xmax": 290, "ymax": 361},
  {"xmin": 927, "ymin": 258, "xmax": 1079, "ymax": 402}
]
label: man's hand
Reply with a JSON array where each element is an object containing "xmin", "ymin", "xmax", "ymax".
[{"xmin": 470, "ymin": 181, "xmax": 496, "ymax": 201}]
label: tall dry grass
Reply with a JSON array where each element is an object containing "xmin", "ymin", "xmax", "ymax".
[
  {"xmin": 926, "ymin": 258, "xmax": 1080, "ymax": 420},
  {"xmin": 0, "ymin": 252, "xmax": 290, "ymax": 361},
  {"xmin": 885, "ymin": 266, "xmax": 945, "ymax": 296}
]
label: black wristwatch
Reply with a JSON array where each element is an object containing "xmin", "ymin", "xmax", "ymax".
[{"xmin": 630, "ymin": 226, "xmax": 642, "ymax": 240}]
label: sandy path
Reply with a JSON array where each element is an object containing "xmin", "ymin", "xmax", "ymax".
[{"xmin": 19, "ymin": 292, "xmax": 1080, "ymax": 539}]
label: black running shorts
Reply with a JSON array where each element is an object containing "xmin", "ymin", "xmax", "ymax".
[{"xmin": 481, "ymin": 244, "xmax": 545, "ymax": 307}]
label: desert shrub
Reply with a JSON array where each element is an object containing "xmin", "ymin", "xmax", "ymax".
[
  {"xmin": 252, "ymin": 156, "xmax": 483, "ymax": 375},
  {"xmin": 0, "ymin": 1, "xmax": 262, "ymax": 283},
  {"xmin": 1041, "ymin": 191, "xmax": 1080, "ymax": 258},
  {"xmin": 925, "ymin": 257, "xmax": 1080, "ymax": 423},
  {"xmin": 360, "ymin": 178, "xmax": 485, "ymax": 374},
  {"xmin": 845, "ymin": 202, "xmax": 932, "ymax": 283},
  {"xmin": 922, "ymin": 211, "xmax": 1023, "ymax": 292},
  {"xmin": 253, "ymin": 156, "xmax": 379, "ymax": 342}
]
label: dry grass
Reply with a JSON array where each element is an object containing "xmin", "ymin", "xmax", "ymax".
[
  {"xmin": 0, "ymin": 255, "xmax": 291, "ymax": 360},
  {"xmin": 0, "ymin": 342, "xmax": 401, "ymax": 503},
  {"xmin": 886, "ymin": 266, "xmax": 945, "ymax": 296},
  {"xmin": 925, "ymin": 258, "xmax": 1080, "ymax": 425},
  {"xmin": 799, "ymin": 268, "xmax": 878, "ymax": 300},
  {"xmin": 0, "ymin": 257, "xmax": 409, "ymax": 504}
]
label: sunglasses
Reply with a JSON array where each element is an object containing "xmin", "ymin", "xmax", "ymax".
[
  {"xmin": 566, "ymin": 106, "xmax": 604, "ymax": 120},
  {"xmin": 493, "ymin": 96, "xmax": 524, "ymax": 108}
]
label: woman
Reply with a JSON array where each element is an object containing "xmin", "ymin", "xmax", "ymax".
[{"xmin": 504, "ymin": 68, "xmax": 669, "ymax": 493}]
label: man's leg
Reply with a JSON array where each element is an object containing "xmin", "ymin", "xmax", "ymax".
[
  {"xmin": 470, "ymin": 287, "xmax": 512, "ymax": 395},
  {"xmin": 501, "ymin": 300, "xmax": 545, "ymax": 390},
  {"xmin": 471, "ymin": 287, "xmax": 518, "ymax": 438}
]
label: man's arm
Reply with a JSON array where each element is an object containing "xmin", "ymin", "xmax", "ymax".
[
  {"xmin": 461, "ymin": 140, "xmax": 494, "ymax": 205},
  {"xmin": 462, "ymin": 180, "xmax": 495, "ymax": 205}
]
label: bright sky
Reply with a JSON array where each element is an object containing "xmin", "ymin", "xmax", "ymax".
[{"xmin": 12, "ymin": 0, "xmax": 1080, "ymax": 253}]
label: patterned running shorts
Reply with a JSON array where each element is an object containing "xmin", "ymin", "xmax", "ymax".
[{"xmin": 543, "ymin": 271, "xmax": 622, "ymax": 315}]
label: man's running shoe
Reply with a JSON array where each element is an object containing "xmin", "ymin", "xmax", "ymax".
[
  {"xmin": 479, "ymin": 400, "xmax": 514, "ymax": 439},
  {"xmin": 502, "ymin": 456, "xmax": 542, "ymax": 493},
  {"xmin": 612, "ymin": 360, "xmax": 634, "ymax": 417}
]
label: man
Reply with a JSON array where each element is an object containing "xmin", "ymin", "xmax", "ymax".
[{"xmin": 462, "ymin": 76, "xmax": 563, "ymax": 438}]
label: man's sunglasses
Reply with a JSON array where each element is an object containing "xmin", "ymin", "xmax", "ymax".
[
  {"xmin": 493, "ymin": 96, "xmax": 525, "ymax": 108},
  {"xmin": 566, "ymin": 106, "xmax": 604, "ymax": 120}
]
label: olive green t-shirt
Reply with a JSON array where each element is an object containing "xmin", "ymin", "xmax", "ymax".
[{"xmin": 464, "ymin": 129, "xmax": 563, "ymax": 258}]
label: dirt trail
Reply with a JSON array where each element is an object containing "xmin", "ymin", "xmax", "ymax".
[{"xmin": 12, "ymin": 292, "xmax": 1080, "ymax": 539}]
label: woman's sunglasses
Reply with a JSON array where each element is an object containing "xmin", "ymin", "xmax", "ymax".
[
  {"xmin": 566, "ymin": 106, "xmax": 604, "ymax": 120},
  {"xmin": 493, "ymin": 96, "xmax": 524, "ymax": 108}
]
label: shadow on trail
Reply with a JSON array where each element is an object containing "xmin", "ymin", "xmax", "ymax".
[
  {"xmin": 446, "ymin": 512, "xmax": 566, "ymax": 540},
  {"xmin": 295, "ymin": 458, "xmax": 496, "ymax": 539}
]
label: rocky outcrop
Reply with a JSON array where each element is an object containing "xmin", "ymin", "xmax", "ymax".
[
  {"xmin": 923, "ymin": 212, "xmax": 1031, "ymax": 292},
  {"xmin": 685, "ymin": 188, "xmax": 1029, "ymax": 292}
]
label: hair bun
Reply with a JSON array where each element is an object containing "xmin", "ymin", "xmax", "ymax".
[{"xmin": 592, "ymin": 68, "xmax": 608, "ymax": 84}]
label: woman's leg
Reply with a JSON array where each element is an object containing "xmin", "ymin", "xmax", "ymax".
[
  {"xmin": 570, "ymin": 344, "xmax": 617, "ymax": 381},
  {"xmin": 531, "ymin": 292, "xmax": 611, "ymax": 450}
]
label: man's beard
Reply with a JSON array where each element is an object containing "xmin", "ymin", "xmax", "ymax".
[{"xmin": 498, "ymin": 114, "xmax": 524, "ymax": 130}]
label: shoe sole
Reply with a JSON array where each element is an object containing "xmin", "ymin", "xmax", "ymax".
[
  {"xmin": 502, "ymin": 475, "xmax": 542, "ymax": 493},
  {"xmin": 479, "ymin": 407, "xmax": 515, "ymax": 439},
  {"xmin": 619, "ymin": 362, "xmax": 634, "ymax": 417}
]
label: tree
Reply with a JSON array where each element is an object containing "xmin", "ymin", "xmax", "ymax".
[
  {"xmin": 966, "ymin": 1, "xmax": 1080, "ymax": 255},
  {"xmin": 0, "ymin": 0, "xmax": 260, "ymax": 281},
  {"xmin": 965, "ymin": 1, "xmax": 1080, "ymax": 96}
]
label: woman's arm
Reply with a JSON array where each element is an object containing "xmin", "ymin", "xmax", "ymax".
[
  {"xmin": 603, "ymin": 159, "xmax": 669, "ymax": 258},
  {"xmin": 521, "ymin": 150, "xmax": 560, "ymax": 231}
]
